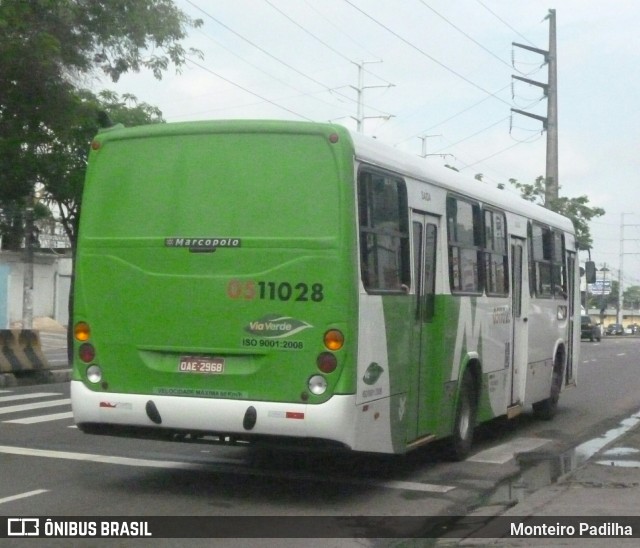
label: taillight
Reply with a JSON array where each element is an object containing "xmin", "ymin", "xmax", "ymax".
[
  {"xmin": 317, "ymin": 352, "xmax": 337, "ymax": 374},
  {"xmin": 74, "ymin": 322, "xmax": 91, "ymax": 342},
  {"xmin": 79, "ymin": 343, "xmax": 96, "ymax": 363},
  {"xmin": 323, "ymin": 329, "xmax": 344, "ymax": 351},
  {"xmin": 309, "ymin": 329, "xmax": 342, "ymax": 397}
]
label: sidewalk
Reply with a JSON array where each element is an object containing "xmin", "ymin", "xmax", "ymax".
[{"xmin": 448, "ymin": 414, "xmax": 640, "ymax": 546}]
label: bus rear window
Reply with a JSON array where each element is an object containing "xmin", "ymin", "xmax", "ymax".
[{"xmin": 81, "ymin": 133, "xmax": 341, "ymax": 240}]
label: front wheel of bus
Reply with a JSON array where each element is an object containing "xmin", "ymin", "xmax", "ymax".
[{"xmin": 450, "ymin": 370, "xmax": 477, "ymax": 461}]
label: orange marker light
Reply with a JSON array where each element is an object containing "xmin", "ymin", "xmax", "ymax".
[
  {"xmin": 74, "ymin": 322, "xmax": 91, "ymax": 342},
  {"xmin": 323, "ymin": 329, "xmax": 344, "ymax": 351}
]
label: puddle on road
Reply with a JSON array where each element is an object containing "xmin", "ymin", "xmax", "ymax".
[
  {"xmin": 480, "ymin": 409, "xmax": 640, "ymax": 509},
  {"xmin": 596, "ymin": 446, "xmax": 640, "ymax": 468}
]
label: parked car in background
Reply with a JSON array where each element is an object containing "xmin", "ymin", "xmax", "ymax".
[
  {"xmin": 627, "ymin": 324, "xmax": 639, "ymax": 334},
  {"xmin": 606, "ymin": 323, "xmax": 625, "ymax": 336},
  {"xmin": 581, "ymin": 315, "xmax": 602, "ymax": 342}
]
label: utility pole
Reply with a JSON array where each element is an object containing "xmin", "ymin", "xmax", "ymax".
[
  {"xmin": 351, "ymin": 60, "xmax": 394, "ymax": 133},
  {"xmin": 618, "ymin": 213, "xmax": 640, "ymax": 324},
  {"xmin": 511, "ymin": 9, "xmax": 558, "ymax": 206},
  {"xmin": 546, "ymin": 9, "xmax": 559, "ymax": 203}
]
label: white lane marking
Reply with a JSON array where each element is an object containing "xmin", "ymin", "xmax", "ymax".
[
  {"xmin": 0, "ymin": 445, "xmax": 198, "ymax": 469},
  {"xmin": 5, "ymin": 411, "xmax": 74, "ymax": 424},
  {"xmin": 577, "ymin": 411, "xmax": 640, "ymax": 463},
  {"xmin": 0, "ymin": 489, "xmax": 49, "ymax": 505},
  {"xmin": 467, "ymin": 437, "xmax": 552, "ymax": 464},
  {"xmin": 0, "ymin": 392, "xmax": 62, "ymax": 403},
  {"xmin": 0, "ymin": 399, "xmax": 71, "ymax": 415},
  {"xmin": 0, "ymin": 445, "xmax": 455, "ymax": 493}
]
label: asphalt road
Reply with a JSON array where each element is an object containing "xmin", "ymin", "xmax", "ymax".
[{"xmin": 1, "ymin": 336, "xmax": 639, "ymax": 545}]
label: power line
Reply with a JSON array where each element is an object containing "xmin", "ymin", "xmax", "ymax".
[
  {"xmin": 343, "ymin": 0, "xmax": 512, "ymax": 107},
  {"xmin": 395, "ymin": 82, "xmax": 512, "ymax": 146},
  {"xmin": 264, "ymin": 0, "xmax": 351, "ymax": 63},
  {"xmin": 474, "ymin": 0, "xmax": 536, "ymax": 47},
  {"xmin": 457, "ymin": 132, "xmax": 542, "ymax": 170},
  {"xmin": 263, "ymin": 0, "xmax": 393, "ymax": 86},
  {"xmin": 416, "ymin": 0, "xmax": 512, "ymax": 69},
  {"xmin": 184, "ymin": 0, "xmax": 388, "ymax": 115},
  {"xmin": 185, "ymin": 57, "xmax": 314, "ymax": 121},
  {"xmin": 191, "ymin": 27, "xmax": 353, "ymax": 117},
  {"xmin": 433, "ymin": 115, "xmax": 511, "ymax": 153},
  {"xmin": 301, "ymin": 0, "xmax": 382, "ymax": 63}
]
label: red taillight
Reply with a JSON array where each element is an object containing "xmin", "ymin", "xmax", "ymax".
[
  {"xmin": 79, "ymin": 343, "xmax": 96, "ymax": 363},
  {"xmin": 316, "ymin": 352, "xmax": 337, "ymax": 374}
]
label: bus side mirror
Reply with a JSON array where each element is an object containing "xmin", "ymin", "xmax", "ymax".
[{"xmin": 585, "ymin": 261, "xmax": 596, "ymax": 284}]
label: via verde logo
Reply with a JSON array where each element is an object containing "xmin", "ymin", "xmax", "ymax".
[{"xmin": 245, "ymin": 315, "xmax": 312, "ymax": 338}]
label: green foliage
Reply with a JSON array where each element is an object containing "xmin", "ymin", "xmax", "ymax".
[
  {"xmin": 0, "ymin": 0, "xmax": 201, "ymax": 249},
  {"xmin": 623, "ymin": 285, "xmax": 640, "ymax": 310},
  {"xmin": 39, "ymin": 90, "xmax": 166, "ymax": 249},
  {"xmin": 507, "ymin": 175, "xmax": 605, "ymax": 251}
]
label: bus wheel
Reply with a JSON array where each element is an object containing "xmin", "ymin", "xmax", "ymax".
[
  {"xmin": 450, "ymin": 370, "xmax": 477, "ymax": 461},
  {"xmin": 532, "ymin": 359, "xmax": 563, "ymax": 420}
]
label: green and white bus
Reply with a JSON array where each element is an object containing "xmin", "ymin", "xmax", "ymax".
[{"xmin": 71, "ymin": 120, "xmax": 580, "ymax": 459}]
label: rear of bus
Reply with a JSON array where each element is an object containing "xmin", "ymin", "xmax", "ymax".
[{"xmin": 71, "ymin": 120, "xmax": 359, "ymax": 449}]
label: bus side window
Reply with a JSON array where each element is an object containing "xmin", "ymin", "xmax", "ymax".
[
  {"xmin": 447, "ymin": 196, "xmax": 482, "ymax": 294},
  {"xmin": 357, "ymin": 170, "xmax": 410, "ymax": 293},
  {"xmin": 530, "ymin": 223, "xmax": 565, "ymax": 299},
  {"xmin": 484, "ymin": 209, "xmax": 509, "ymax": 296}
]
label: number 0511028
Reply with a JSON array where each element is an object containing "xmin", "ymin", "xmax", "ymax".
[{"xmin": 227, "ymin": 280, "xmax": 324, "ymax": 302}]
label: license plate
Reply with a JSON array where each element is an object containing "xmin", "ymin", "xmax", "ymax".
[{"xmin": 178, "ymin": 356, "xmax": 225, "ymax": 374}]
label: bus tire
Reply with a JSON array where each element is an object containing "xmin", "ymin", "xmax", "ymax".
[
  {"xmin": 532, "ymin": 358, "xmax": 563, "ymax": 421},
  {"xmin": 449, "ymin": 370, "xmax": 477, "ymax": 461}
]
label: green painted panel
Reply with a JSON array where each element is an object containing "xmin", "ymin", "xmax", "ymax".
[{"xmin": 74, "ymin": 121, "xmax": 359, "ymax": 404}]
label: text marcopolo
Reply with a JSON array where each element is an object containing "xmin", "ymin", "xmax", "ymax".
[{"xmin": 165, "ymin": 237, "xmax": 241, "ymax": 249}]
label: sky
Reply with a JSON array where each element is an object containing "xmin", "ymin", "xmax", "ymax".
[{"xmin": 102, "ymin": 0, "xmax": 640, "ymax": 297}]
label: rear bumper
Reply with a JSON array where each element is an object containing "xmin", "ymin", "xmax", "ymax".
[{"xmin": 71, "ymin": 381, "xmax": 358, "ymax": 449}]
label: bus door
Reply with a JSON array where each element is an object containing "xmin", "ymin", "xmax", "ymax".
[
  {"xmin": 509, "ymin": 237, "xmax": 529, "ymax": 408},
  {"xmin": 408, "ymin": 211, "xmax": 439, "ymax": 442}
]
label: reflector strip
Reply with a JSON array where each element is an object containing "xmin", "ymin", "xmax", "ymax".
[{"xmin": 285, "ymin": 412, "xmax": 304, "ymax": 420}]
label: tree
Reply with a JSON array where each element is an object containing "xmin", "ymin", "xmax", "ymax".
[
  {"xmin": 507, "ymin": 175, "xmax": 605, "ymax": 251},
  {"xmin": 0, "ymin": 0, "xmax": 202, "ymax": 248},
  {"xmin": 40, "ymin": 90, "xmax": 165, "ymax": 248},
  {"xmin": 623, "ymin": 285, "xmax": 640, "ymax": 311}
]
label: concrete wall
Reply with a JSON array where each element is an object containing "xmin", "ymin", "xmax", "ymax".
[{"xmin": 0, "ymin": 251, "xmax": 72, "ymax": 328}]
